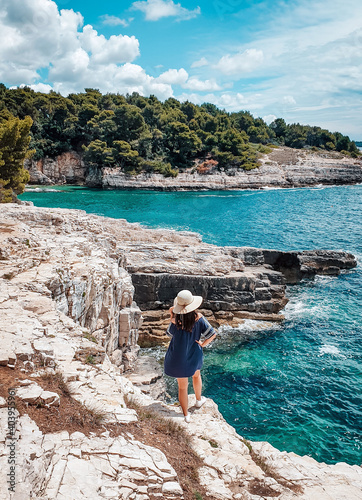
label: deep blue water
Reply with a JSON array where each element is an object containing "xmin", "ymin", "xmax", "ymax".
[{"xmin": 20, "ymin": 185, "xmax": 362, "ymax": 465}]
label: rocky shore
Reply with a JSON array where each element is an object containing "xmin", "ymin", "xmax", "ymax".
[
  {"xmin": 0, "ymin": 204, "xmax": 361, "ymax": 499},
  {"xmin": 26, "ymin": 147, "xmax": 362, "ymax": 190}
]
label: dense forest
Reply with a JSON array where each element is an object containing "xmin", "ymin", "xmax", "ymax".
[{"xmin": 0, "ymin": 83, "xmax": 359, "ymax": 200}]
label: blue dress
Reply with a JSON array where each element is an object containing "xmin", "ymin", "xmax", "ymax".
[{"xmin": 164, "ymin": 316, "xmax": 216, "ymax": 378}]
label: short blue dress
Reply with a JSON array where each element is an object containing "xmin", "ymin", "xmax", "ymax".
[{"xmin": 164, "ymin": 316, "xmax": 216, "ymax": 378}]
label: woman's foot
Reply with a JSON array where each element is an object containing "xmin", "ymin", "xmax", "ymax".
[
  {"xmin": 195, "ymin": 396, "xmax": 207, "ymax": 408},
  {"xmin": 184, "ymin": 413, "xmax": 190, "ymax": 423}
]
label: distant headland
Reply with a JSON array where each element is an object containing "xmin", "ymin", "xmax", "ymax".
[{"xmin": 1, "ymin": 84, "xmax": 361, "ymax": 201}]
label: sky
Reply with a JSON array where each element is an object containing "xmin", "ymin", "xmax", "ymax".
[{"xmin": 0, "ymin": 0, "xmax": 361, "ymax": 139}]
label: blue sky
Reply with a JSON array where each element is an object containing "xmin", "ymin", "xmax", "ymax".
[{"xmin": 0, "ymin": 0, "xmax": 362, "ymax": 138}]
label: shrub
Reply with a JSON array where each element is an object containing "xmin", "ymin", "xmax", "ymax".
[{"xmin": 196, "ymin": 158, "xmax": 218, "ymax": 174}]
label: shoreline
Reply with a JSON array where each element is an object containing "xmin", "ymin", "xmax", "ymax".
[
  {"xmin": 25, "ymin": 146, "xmax": 362, "ymax": 190},
  {"xmin": 24, "ymin": 180, "xmax": 362, "ymax": 192}
]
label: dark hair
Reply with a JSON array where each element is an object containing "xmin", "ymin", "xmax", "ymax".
[{"xmin": 175, "ymin": 310, "xmax": 197, "ymax": 332}]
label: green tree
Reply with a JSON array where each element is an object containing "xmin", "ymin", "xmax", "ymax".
[
  {"xmin": 163, "ymin": 121, "xmax": 202, "ymax": 166},
  {"xmin": 82, "ymin": 139, "xmax": 114, "ymax": 167},
  {"xmin": 113, "ymin": 104, "xmax": 147, "ymax": 142},
  {"xmin": 335, "ymin": 133, "xmax": 350, "ymax": 152},
  {"xmin": 112, "ymin": 140, "xmax": 140, "ymax": 172},
  {"xmin": 232, "ymin": 110, "xmax": 254, "ymax": 133},
  {"xmin": 213, "ymin": 129, "xmax": 258, "ymax": 170},
  {"xmin": 0, "ymin": 114, "xmax": 33, "ymax": 202},
  {"xmin": 247, "ymin": 125, "xmax": 270, "ymax": 144},
  {"xmin": 269, "ymin": 118, "xmax": 287, "ymax": 140}
]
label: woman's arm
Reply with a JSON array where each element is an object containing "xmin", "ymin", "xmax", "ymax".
[
  {"xmin": 169, "ymin": 306, "xmax": 176, "ymax": 324},
  {"xmin": 196, "ymin": 333, "xmax": 216, "ymax": 348}
]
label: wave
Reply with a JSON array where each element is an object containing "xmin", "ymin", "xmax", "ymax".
[
  {"xmin": 319, "ymin": 344, "xmax": 346, "ymax": 358},
  {"xmin": 197, "ymin": 194, "xmax": 241, "ymax": 198},
  {"xmin": 285, "ymin": 297, "xmax": 332, "ymax": 321},
  {"xmin": 25, "ymin": 187, "xmax": 59, "ymax": 192},
  {"xmin": 218, "ymin": 319, "xmax": 280, "ymax": 336}
]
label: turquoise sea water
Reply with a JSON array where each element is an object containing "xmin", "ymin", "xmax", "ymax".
[{"xmin": 20, "ymin": 185, "xmax": 362, "ymax": 465}]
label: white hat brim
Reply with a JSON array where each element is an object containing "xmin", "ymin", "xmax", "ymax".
[{"xmin": 173, "ymin": 295, "xmax": 203, "ymax": 314}]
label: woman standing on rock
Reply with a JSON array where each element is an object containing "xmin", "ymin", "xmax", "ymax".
[{"xmin": 164, "ymin": 290, "xmax": 217, "ymax": 423}]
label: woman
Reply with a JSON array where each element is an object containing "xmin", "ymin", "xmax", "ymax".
[{"xmin": 164, "ymin": 289, "xmax": 217, "ymax": 422}]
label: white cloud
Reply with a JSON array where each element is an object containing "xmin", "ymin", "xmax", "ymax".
[
  {"xmin": 12, "ymin": 82, "xmax": 53, "ymax": 93},
  {"xmin": 215, "ymin": 49, "xmax": 264, "ymax": 76},
  {"xmin": 131, "ymin": 0, "xmax": 200, "ymax": 22},
  {"xmin": 183, "ymin": 77, "xmax": 221, "ymax": 91},
  {"xmin": 193, "ymin": 0, "xmax": 362, "ymax": 136},
  {"xmin": 100, "ymin": 15, "xmax": 131, "ymax": 27},
  {"xmin": 48, "ymin": 48, "xmax": 90, "ymax": 82},
  {"xmin": 0, "ymin": 0, "xmax": 176, "ymax": 99},
  {"xmin": 0, "ymin": 65, "xmax": 39, "ymax": 86},
  {"xmin": 156, "ymin": 69, "xmax": 222, "ymax": 91},
  {"xmin": 282, "ymin": 96, "xmax": 296, "ymax": 106},
  {"xmin": 263, "ymin": 114, "xmax": 277, "ymax": 125},
  {"xmin": 176, "ymin": 92, "xmax": 250, "ymax": 111},
  {"xmin": 51, "ymin": 62, "xmax": 174, "ymax": 100},
  {"xmin": 191, "ymin": 57, "xmax": 208, "ymax": 68},
  {"xmin": 79, "ymin": 25, "xmax": 139, "ymax": 64},
  {"xmin": 157, "ymin": 68, "xmax": 189, "ymax": 85}
]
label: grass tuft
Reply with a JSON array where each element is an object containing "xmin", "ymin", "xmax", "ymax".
[
  {"xmin": 82, "ymin": 401, "xmax": 107, "ymax": 424},
  {"xmin": 83, "ymin": 333, "xmax": 97, "ymax": 343},
  {"xmin": 127, "ymin": 397, "xmax": 192, "ymax": 447},
  {"xmin": 40, "ymin": 371, "xmax": 72, "ymax": 396},
  {"xmin": 85, "ymin": 354, "xmax": 95, "ymax": 364}
]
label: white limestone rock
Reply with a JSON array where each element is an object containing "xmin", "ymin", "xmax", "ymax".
[
  {"xmin": 16, "ymin": 383, "xmax": 43, "ymax": 403},
  {"xmin": 16, "ymin": 382, "xmax": 60, "ymax": 407},
  {"xmin": 162, "ymin": 481, "xmax": 184, "ymax": 496},
  {"xmin": 40, "ymin": 390, "xmax": 60, "ymax": 406},
  {"xmin": 0, "ymin": 348, "xmax": 16, "ymax": 367}
]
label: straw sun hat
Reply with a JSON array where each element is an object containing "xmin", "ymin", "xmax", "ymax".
[{"xmin": 173, "ymin": 290, "xmax": 203, "ymax": 314}]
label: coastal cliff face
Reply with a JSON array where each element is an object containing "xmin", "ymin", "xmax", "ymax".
[
  {"xmin": 0, "ymin": 205, "xmax": 142, "ymax": 370},
  {"xmin": 101, "ymin": 158, "xmax": 362, "ymax": 190},
  {"xmin": 25, "ymin": 151, "xmax": 87, "ymax": 185},
  {"xmin": 1, "ymin": 205, "xmax": 361, "ymax": 500},
  {"xmin": 26, "ymin": 147, "xmax": 362, "ymax": 189}
]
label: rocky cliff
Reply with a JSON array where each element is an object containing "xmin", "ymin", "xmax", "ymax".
[
  {"xmin": 0, "ymin": 204, "xmax": 142, "ymax": 370},
  {"xmin": 0, "ymin": 205, "xmax": 361, "ymax": 500},
  {"xmin": 25, "ymin": 151, "xmax": 87, "ymax": 185},
  {"xmin": 26, "ymin": 147, "xmax": 362, "ymax": 189}
]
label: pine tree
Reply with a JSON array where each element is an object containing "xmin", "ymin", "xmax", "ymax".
[{"xmin": 0, "ymin": 113, "xmax": 33, "ymax": 202}]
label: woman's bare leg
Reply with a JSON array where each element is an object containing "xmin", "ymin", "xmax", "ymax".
[
  {"xmin": 177, "ymin": 378, "xmax": 189, "ymax": 416},
  {"xmin": 192, "ymin": 370, "xmax": 202, "ymax": 401}
]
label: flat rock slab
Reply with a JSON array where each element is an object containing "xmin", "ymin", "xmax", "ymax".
[
  {"xmin": 16, "ymin": 383, "xmax": 60, "ymax": 407},
  {"xmin": 0, "ymin": 349, "xmax": 16, "ymax": 367}
]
